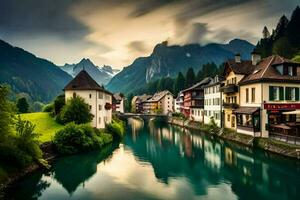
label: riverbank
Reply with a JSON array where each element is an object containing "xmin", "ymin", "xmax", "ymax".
[{"xmin": 168, "ymin": 117, "xmax": 300, "ymax": 159}]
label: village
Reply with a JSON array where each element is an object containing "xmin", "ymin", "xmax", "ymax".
[{"xmin": 117, "ymin": 52, "xmax": 300, "ymax": 145}]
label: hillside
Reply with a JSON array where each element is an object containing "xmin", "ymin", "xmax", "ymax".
[
  {"xmin": 107, "ymin": 39, "xmax": 254, "ymax": 94},
  {"xmin": 255, "ymin": 6, "xmax": 300, "ymax": 59},
  {"xmin": 60, "ymin": 58, "xmax": 119, "ymax": 85},
  {"xmin": 0, "ymin": 39, "xmax": 72, "ymax": 103}
]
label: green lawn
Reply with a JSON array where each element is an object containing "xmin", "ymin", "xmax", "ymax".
[{"xmin": 20, "ymin": 112, "xmax": 63, "ymax": 142}]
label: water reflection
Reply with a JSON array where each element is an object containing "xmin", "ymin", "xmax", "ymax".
[{"xmin": 6, "ymin": 119, "xmax": 300, "ymax": 200}]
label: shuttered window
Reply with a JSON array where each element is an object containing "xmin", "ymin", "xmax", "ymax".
[{"xmin": 269, "ymin": 86, "xmax": 283, "ymax": 101}]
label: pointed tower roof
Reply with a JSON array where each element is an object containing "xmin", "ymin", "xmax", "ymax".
[{"xmin": 64, "ymin": 70, "xmax": 111, "ymax": 94}]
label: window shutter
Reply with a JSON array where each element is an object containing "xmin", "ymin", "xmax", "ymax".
[
  {"xmin": 292, "ymin": 67, "xmax": 297, "ymax": 76},
  {"xmin": 296, "ymin": 88, "xmax": 300, "ymax": 101},
  {"xmin": 279, "ymin": 87, "xmax": 284, "ymax": 100},
  {"xmin": 285, "ymin": 87, "xmax": 290, "ymax": 100},
  {"xmin": 269, "ymin": 86, "xmax": 274, "ymax": 101}
]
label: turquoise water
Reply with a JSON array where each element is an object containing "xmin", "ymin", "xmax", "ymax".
[{"xmin": 5, "ymin": 118, "xmax": 300, "ymax": 200}]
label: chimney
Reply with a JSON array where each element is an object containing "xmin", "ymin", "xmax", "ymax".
[
  {"xmin": 235, "ymin": 53, "xmax": 241, "ymax": 63},
  {"xmin": 251, "ymin": 51, "xmax": 261, "ymax": 65}
]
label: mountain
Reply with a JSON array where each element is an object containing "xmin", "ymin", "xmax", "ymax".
[
  {"xmin": 60, "ymin": 59, "xmax": 119, "ymax": 85},
  {"xmin": 107, "ymin": 39, "xmax": 254, "ymax": 94},
  {"xmin": 255, "ymin": 6, "xmax": 300, "ymax": 59},
  {"xmin": 0, "ymin": 39, "xmax": 72, "ymax": 103}
]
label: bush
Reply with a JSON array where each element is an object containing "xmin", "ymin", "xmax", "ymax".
[
  {"xmin": 172, "ymin": 112, "xmax": 186, "ymax": 119},
  {"xmin": 57, "ymin": 96, "xmax": 93, "ymax": 125},
  {"xmin": 43, "ymin": 103, "xmax": 54, "ymax": 113},
  {"xmin": 53, "ymin": 123, "xmax": 112, "ymax": 155},
  {"xmin": 16, "ymin": 97, "xmax": 29, "ymax": 113},
  {"xmin": 0, "ymin": 117, "xmax": 43, "ymax": 167},
  {"xmin": 106, "ymin": 119, "xmax": 125, "ymax": 139},
  {"xmin": 53, "ymin": 94, "xmax": 65, "ymax": 115}
]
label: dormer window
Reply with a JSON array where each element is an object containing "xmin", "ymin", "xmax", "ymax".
[{"xmin": 288, "ymin": 66, "xmax": 293, "ymax": 76}]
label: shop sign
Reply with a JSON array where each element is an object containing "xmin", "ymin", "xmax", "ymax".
[{"xmin": 264, "ymin": 103, "xmax": 300, "ymax": 110}]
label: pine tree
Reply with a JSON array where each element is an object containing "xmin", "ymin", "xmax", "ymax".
[
  {"xmin": 273, "ymin": 15, "xmax": 289, "ymax": 40},
  {"xmin": 174, "ymin": 72, "xmax": 185, "ymax": 95},
  {"xmin": 262, "ymin": 26, "xmax": 270, "ymax": 39},
  {"xmin": 17, "ymin": 97, "xmax": 29, "ymax": 113},
  {"xmin": 286, "ymin": 6, "xmax": 300, "ymax": 48},
  {"xmin": 0, "ymin": 85, "xmax": 15, "ymax": 139},
  {"xmin": 185, "ymin": 68, "xmax": 196, "ymax": 87}
]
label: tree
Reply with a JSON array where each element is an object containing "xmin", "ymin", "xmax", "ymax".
[
  {"xmin": 272, "ymin": 37, "xmax": 295, "ymax": 58},
  {"xmin": 185, "ymin": 68, "xmax": 196, "ymax": 87},
  {"xmin": 0, "ymin": 85, "xmax": 15, "ymax": 139},
  {"xmin": 125, "ymin": 93, "xmax": 134, "ymax": 112},
  {"xmin": 262, "ymin": 26, "xmax": 270, "ymax": 39},
  {"xmin": 286, "ymin": 6, "xmax": 300, "ymax": 48},
  {"xmin": 174, "ymin": 72, "xmax": 185, "ymax": 95},
  {"xmin": 58, "ymin": 96, "xmax": 93, "ymax": 125},
  {"xmin": 54, "ymin": 94, "xmax": 65, "ymax": 115},
  {"xmin": 17, "ymin": 97, "xmax": 29, "ymax": 113},
  {"xmin": 273, "ymin": 15, "xmax": 289, "ymax": 40}
]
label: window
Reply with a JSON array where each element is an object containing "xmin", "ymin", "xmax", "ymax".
[
  {"xmin": 98, "ymin": 92, "xmax": 103, "ymax": 99},
  {"xmin": 227, "ymin": 114, "xmax": 230, "ymax": 122},
  {"xmin": 232, "ymin": 77, "xmax": 237, "ymax": 84},
  {"xmin": 251, "ymin": 88, "xmax": 255, "ymax": 102},
  {"xmin": 99, "ymin": 104, "xmax": 102, "ymax": 111},
  {"xmin": 269, "ymin": 86, "xmax": 283, "ymax": 101},
  {"xmin": 89, "ymin": 94, "xmax": 92, "ymax": 98},
  {"xmin": 246, "ymin": 88, "xmax": 249, "ymax": 103},
  {"xmin": 286, "ymin": 87, "xmax": 299, "ymax": 101},
  {"xmin": 288, "ymin": 66, "xmax": 293, "ymax": 76},
  {"xmin": 89, "ymin": 105, "xmax": 92, "ymax": 109},
  {"xmin": 231, "ymin": 116, "xmax": 235, "ymax": 127},
  {"xmin": 99, "ymin": 117, "xmax": 101, "ymax": 124}
]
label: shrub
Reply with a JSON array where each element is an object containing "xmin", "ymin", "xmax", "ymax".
[
  {"xmin": 53, "ymin": 94, "xmax": 65, "ymax": 115},
  {"xmin": 57, "ymin": 96, "xmax": 93, "ymax": 125},
  {"xmin": 16, "ymin": 97, "xmax": 29, "ymax": 113},
  {"xmin": 43, "ymin": 103, "xmax": 54, "ymax": 113},
  {"xmin": 53, "ymin": 123, "xmax": 112, "ymax": 155},
  {"xmin": 172, "ymin": 112, "xmax": 186, "ymax": 119},
  {"xmin": 106, "ymin": 119, "xmax": 125, "ymax": 139}
]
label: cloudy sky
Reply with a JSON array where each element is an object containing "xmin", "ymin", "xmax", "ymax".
[{"xmin": 0, "ymin": 0, "xmax": 298, "ymax": 69}]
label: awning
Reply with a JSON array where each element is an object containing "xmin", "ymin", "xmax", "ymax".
[
  {"xmin": 233, "ymin": 107, "xmax": 260, "ymax": 114},
  {"xmin": 283, "ymin": 110, "xmax": 300, "ymax": 115}
]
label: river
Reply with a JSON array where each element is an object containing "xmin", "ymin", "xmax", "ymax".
[{"xmin": 5, "ymin": 118, "xmax": 300, "ymax": 200}]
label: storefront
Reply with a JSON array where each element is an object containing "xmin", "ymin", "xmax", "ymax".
[
  {"xmin": 233, "ymin": 107, "xmax": 261, "ymax": 136},
  {"xmin": 264, "ymin": 103, "xmax": 300, "ymax": 136}
]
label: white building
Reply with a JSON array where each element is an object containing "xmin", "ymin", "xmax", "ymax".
[
  {"xmin": 203, "ymin": 75, "xmax": 222, "ymax": 127},
  {"xmin": 64, "ymin": 70, "xmax": 112, "ymax": 129},
  {"xmin": 113, "ymin": 93, "xmax": 125, "ymax": 113},
  {"xmin": 175, "ymin": 92, "xmax": 184, "ymax": 113}
]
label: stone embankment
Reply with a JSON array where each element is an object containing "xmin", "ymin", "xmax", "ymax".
[{"xmin": 167, "ymin": 117, "xmax": 300, "ymax": 159}]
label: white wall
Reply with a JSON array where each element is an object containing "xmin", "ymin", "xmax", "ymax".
[{"xmin": 65, "ymin": 90, "xmax": 112, "ymax": 129}]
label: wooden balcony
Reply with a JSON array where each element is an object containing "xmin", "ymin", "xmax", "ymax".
[
  {"xmin": 220, "ymin": 84, "xmax": 239, "ymax": 94},
  {"xmin": 223, "ymin": 102, "xmax": 239, "ymax": 109}
]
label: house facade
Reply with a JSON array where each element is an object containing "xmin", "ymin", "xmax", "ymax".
[
  {"xmin": 203, "ymin": 75, "xmax": 223, "ymax": 127},
  {"xmin": 112, "ymin": 93, "xmax": 125, "ymax": 113},
  {"xmin": 237, "ymin": 55, "xmax": 300, "ymax": 138},
  {"xmin": 64, "ymin": 70, "xmax": 112, "ymax": 129},
  {"xmin": 182, "ymin": 78, "xmax": 212, "ymax": 122},
  {"xmin": 220, "ymin": 54, "xmax": 256, "ymax": 130},
  {"xmin": 143, "ymin": 90, "xmax": 174, "ymax": 114},
  {"xmin": 132, "ymin": 94, "xmax": 152, "ymax": 113},
  {"xmin": 175, "ymin": 92, "xmax": 184, "ymax": 113}
]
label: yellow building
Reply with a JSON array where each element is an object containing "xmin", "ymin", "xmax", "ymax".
[
  {"xmin": 143, "ymin": 90, "xmax": 174, "ymax": 114},
  {"xmin": 222, "ymin": 53, "xmax": 300, "ymax": 142}
]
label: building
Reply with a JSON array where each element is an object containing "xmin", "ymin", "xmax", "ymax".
[
  {"xmin": 220, "ymin": 54, "xmax": 256, "ymax": 130},
  {"xmin": 181, "ymin": 78, "xmax": 212, "ymax": 121},
  {"xmin": 237, "ymin": 54, "xmax": 300, "ymax": 139},
  {"xmin": 203, "ymin": 75, "xmax": 223, "ymax": 127},
  {"xmin": 132, "ymin": 94, "xmax": 152, "ymax": 113},
  {"xmin": 112, "ymin": 93, "xmax": 125, "ymax": 113},
  {"xmin": 175, "ymin": 92, "xmax": 184, "ymax": 113},
  {"xmin": 64, "ymin": 70, "xmax": 112, "ymax": 129},
  {"xmin": 143, "ymin": 90, "xmax": 174, "ymax": 114}
]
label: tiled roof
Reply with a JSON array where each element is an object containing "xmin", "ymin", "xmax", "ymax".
[
  {"xmin": 239, "ymin": 55, "xmax": 300, "ymax": 84},
  {"xmin": 64, "ymin": 70, "xmax": 112, "ymax": 94},
  {"xmin": 226, "ymin": 60, "xmax": 256, "ymax": 75},
  {"xmin": 146, "ymin": 90, "xmax": 173, "ymax": 102},
  {"xmin": 113, "ymin": 93, "xmax": 124, "ymax": 101},
  {"xmin": 181, "ymin": 77, "xmax": 213, "ymax": 92},
  {"xmin": 136, "ymin": 94, "xmax": 152, "ymax": 103}
]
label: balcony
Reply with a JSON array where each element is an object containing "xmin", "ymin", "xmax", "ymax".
[
  {"xmin": 220, "ymin": 84, "xmax": 239, "ymax": 94},
  {"xmin": 223, "ymin": 102, "xmax": 239, "ymax": 109}
]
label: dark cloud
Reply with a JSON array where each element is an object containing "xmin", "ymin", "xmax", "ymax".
[
  {"xmin": 127, "ymin": 41, "xmax": 148, "ymax": 53},
  {"xmin": 185, "ymin": 23, "xmax": 209, "ymax": 44},
  {"xmin": 0, "ymin": 0, "xmax": 89, "ymax": 40}
]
